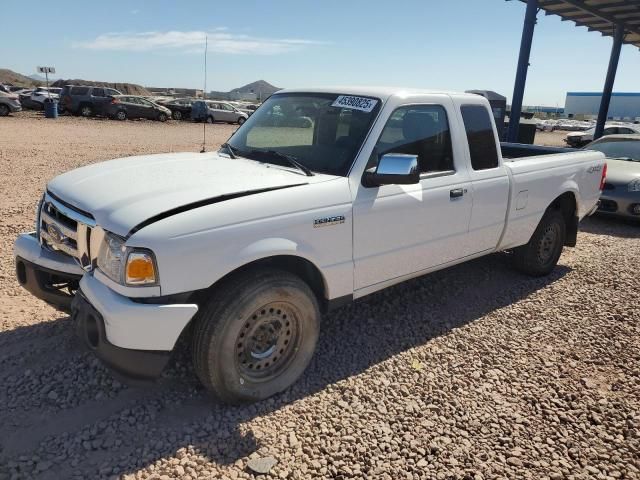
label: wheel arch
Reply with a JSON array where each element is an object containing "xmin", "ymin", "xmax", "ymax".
[
  {"xmin": 194, "ymin": 253, "xmax": 331, "ymax": 313},
  {"xmin": 547, "ymin": 191, "xmax": 578, "ymax": 247}
]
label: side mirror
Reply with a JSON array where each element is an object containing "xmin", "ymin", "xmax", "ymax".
[{"xmin": 362, "ymin": 153, "xmax": 420, "ymax": 187}]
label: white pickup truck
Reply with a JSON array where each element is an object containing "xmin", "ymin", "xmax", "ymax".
[{"xmin": 14, "ymin": 87, "xmax": 606, "ymax": 403}]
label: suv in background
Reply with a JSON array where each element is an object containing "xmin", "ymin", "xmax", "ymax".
[
  {"xmin": 105, "ymin": 95, "xmax": 172, "ymax": 121},
  {"xmin": 59, "ymin": 85, "xmax": 122, "ymax": 117}
]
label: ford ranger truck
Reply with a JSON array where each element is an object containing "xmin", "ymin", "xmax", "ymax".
[{"xmin": 14, "ymin": 88, "xmax": 606, "ymax": 404}]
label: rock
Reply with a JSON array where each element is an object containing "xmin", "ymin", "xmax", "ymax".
[
  {"xmin": 246, "ymin": 456, "xmax": 278, "ymax": 474},
  {"xmin": 507, "ymin": 457, "xmax": 523, "ymax": 467}
]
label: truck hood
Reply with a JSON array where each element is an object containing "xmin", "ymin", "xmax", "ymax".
[{"xmin": 47, "ymin": 152, "xmax": 315, "ymax": 236}]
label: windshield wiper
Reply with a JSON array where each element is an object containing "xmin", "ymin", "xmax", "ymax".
[
  {"xmin": 249, "ymin": 149, "xmax": 314, "ymax": 176},
  {"xmin": 220, "ymin": 142, "xmax": 240, "ymax": 159}
]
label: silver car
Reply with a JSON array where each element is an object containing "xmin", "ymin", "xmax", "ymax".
[
  {"xmin": 584, "ymin": 134, "xmax": 640, "ymax": 220},
  {"xmin": 0, "ymin": 91, "xmax": 22, "ymax": 116},
  {"xmin": 204, "ymin": 101, "xmax": 248, "ymax": 125}
]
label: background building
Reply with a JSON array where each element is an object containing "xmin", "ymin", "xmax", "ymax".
[{"xmin": 565, "ymin": 92, "xmax": 640, "ymax": 120}]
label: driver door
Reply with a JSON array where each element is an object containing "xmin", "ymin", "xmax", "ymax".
[{"xmin": 352, "ymin": 98, "xmax": 473, "ymax": 291}]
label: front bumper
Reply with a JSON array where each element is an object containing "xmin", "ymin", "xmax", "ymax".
[
  {"xmin": 597, "ymin": 193, "xmax": 640, "ymax": 220},
  {"xmin": 15, "ymin": 232, "xmax": 85, "ymax": 311},
  {"xmin": 72, "ymin": 292, "xmax": 173, "ymax": 380},
  {"xmin": 15, "ymin": 231, "xmax": 199, "ymax": 379}
]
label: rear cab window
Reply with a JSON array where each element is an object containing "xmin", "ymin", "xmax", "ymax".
[{"xmin": 460, "ymin": 105, "xmax": 499, "ymax": 170}]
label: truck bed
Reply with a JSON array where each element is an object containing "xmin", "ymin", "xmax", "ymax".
[{"xmin": 500, "ymin": 142, "xmax": 575, "ymax": 159}]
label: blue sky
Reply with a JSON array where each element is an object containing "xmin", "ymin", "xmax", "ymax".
[{"xmin": 2, "ymin": 0, "xmax": 639, "ymax": 106}]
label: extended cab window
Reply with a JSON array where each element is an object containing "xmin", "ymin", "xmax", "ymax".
[
  {"xmin": 373, "ymin": 105, "xmax": 454, "ymax": 173},
  {"xmin": 461, "ymin": 105, "xmax": 499, "ymax": 170}
]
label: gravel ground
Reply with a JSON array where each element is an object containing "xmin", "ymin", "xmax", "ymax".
[{"xmin": 0, "ymin": 111, "xmax": 638, "ymax": 480}]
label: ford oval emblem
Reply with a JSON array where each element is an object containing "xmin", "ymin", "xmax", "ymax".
[{"xmin": 47, "ymin": 224, "xmax": 65, "ymax": 244}]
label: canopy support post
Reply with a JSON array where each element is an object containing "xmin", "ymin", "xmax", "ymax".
[
  {"xmin": 594, "ymin": 24, "xmax": 624, "ymax": 140},
  {"xmin": 507, "ymin": 0, "xmax": 538, "ymax": 143}
]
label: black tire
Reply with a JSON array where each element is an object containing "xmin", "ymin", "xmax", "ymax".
[
  {"xmin": 172, "ymin": 110, "xmax": 183, "ymax": 121},
  {"xmin": 158, "ymin": 112, "xmax": 168, "ymax": 122},
  {"xmin": 513, "ymin": 209, "xmax": 566, "ymax": 277},
  {"xmin": 192, "ymin": 268, "xmax": 320, "ymax": 404},
  {"xmin": 115, "ymin": 110, "xmax": 127, "ymax": 121},
  {"xmin": 0, "ymin": 104, "xmax": 10, "ymax": 116},
  {"xmin": 79, "ymin": 104, "xmax": 93, "ymax": 117},
  {"xmin": 237, "ymin": 116, "xmax": 246, "ymax": 125},
  {"xmin": 206, "ymin": 115, "xmax": 214, "ymax": 124}
]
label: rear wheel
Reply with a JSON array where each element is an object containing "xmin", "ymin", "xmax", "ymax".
[
  {"xmin": 115, "ymin": 110, "xmax": 127, "ymax": 121},
  {"xmin": 513, "ymin": 209, "xmax": 566, "ymax": 276},
  {"xmin": 0, "ymin": 104, "xmax": 9, "ymax": 116},
  {"xmin": 80, "ymin": 104, "xmax": 93, "ymax": 117},
  {"xmin": 158, "ymin": 112, "xmax": 168, "ymax": 122},
  {"xmin": 192, "ymin": 269, "xmax": 320, "ymax": 404},
  {"xmin": 206, "ymin": 115, "xmax": 214, "ymax": 124},
  {"xmin": 172, "ymin": 110, "xmax": 183, "ymax": 121}
]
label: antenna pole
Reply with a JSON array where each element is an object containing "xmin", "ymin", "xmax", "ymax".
[{"xmin": 201, "ymin": 35, "xmax": 208, "ymax": 153}]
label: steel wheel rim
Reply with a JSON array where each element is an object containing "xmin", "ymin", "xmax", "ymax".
[
  {"xmin": 235, "ymin": 302, "xmax": 300, "ymax": 381},
  {"xmin": 537, "ymin": 224, "xmax": 559, "ymax": 263}
]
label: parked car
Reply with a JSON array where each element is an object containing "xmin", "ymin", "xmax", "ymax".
[
  {"xmin": 566, "ymin": 123, "xmax": 640, "ymax": 148},
  {"xmin": 0, "ymin": 91, "xmax": 22, "ymax": 116},
  {"xmin": 158, "ymin": 97, "xmax": 193, "ymax": 120},
  {"xmin": 59, "ymin": 85, "xmax": 123, "ymax": 117},
  {"xmin": 193, "ymin": 100, "xmax": 248, "ymax": 124},
  {"xmin": 18, "ymin": 90, "xmax": 41, "ymax": 110},
  {"xmin": 30, "ymin": 87, "xmax": 62, "ymax": 108},
  {"xmin": 14, "ymin": 87, "xmax": 606, "ymax": 404},
  {"xmin": 105, "ymin": 95, "xmax": 172, "ymax": 121},
  {"xmin": 584, "ymin": 134, "xmax": 640, "ymax": 220}
]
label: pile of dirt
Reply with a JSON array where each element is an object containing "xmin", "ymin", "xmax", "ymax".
[{"xmin": 51, "ymin": 79, "xmax": 151, "ymax": 96}]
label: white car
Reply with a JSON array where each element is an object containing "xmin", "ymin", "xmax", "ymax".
[
  {"xmin": 30, "ymin": 87, "xmax": 62, "ymax": 107},
  {"xmin": 14, "ymin": 87, "xmax": 605, "ymax": 404},
  {"xmin": 566, "ymin": 123, "xmax": 640, "ymax": 147}
]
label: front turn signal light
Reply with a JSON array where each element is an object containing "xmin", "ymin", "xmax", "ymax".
[{"xmin": 125, "ymin": 251, "xmax": 157, "ymax": 285}]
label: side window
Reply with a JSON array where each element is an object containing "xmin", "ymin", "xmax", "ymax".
[
  {"xmin": 106, "ymin": 89, "xmax": 120, "ymax": 96},
  {"xmin": 70, "ymin": 86, "xmax": 89, "ymax": 95},
  {"xmin": 604, "ymin": 127, "xmax": 618, "ymax": 135},
  {"xmin": 461, "ymin": 105, "xmax": 499, "ymax": 170},
  {"xmin": 92, "ymin": 88, "xmax": 105, "ymax": 97},
  {"xmin": 373, "ymin": 105, "xmax": 454, "ymax": 173}
]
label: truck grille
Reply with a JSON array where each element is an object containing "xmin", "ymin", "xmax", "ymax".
[{"xmin": 39, "ymin": 193, "xmax": 97, "ymax": 270}]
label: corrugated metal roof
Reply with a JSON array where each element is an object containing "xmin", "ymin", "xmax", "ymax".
[{"xmin": 515, "ymin": 0, "xmax": 640, "ymax": 49}]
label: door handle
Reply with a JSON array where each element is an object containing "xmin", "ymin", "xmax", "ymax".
[{"xmin": 450, "ymin": 188, "xmax": 465, "ymax": 198}]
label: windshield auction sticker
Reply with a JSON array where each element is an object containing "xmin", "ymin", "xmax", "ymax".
[{"xmin": 331, "ymin": 95, "xmax": 378, "ymax": 112}]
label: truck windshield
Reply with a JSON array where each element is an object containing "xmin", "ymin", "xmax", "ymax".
[{"xmin": 226, "ymin": 93, "xmax": 382, "ymax": 176}]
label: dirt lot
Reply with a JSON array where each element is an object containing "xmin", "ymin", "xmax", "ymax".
[{"xmin": 0, "ymin": 112, "xmax": 638, "ymax": 480}]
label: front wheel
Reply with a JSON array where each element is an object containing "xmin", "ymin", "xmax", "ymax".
[
  {"xmin": 237, "ymin": 116, "xmax": 246, "ymax": 125},
  {"xmin": 157, "ymin": 112, "xmax": 168, "ymax": 122},
  {"xmin": 0, "ymin": 104, "xmax": 9, "ymax": 116},
  {"xmin": 172, "ymin": 110, "xmax": 182, "ymax": 121},
  {"xmin": 115, "ymin": 110, "xmax": 127, "ymax": 121},
  {"xmin": 192, "ymin": 269, "xmax": 320, "ymax": 404},
  {"xmin": 206, "ymin": 115, "xmax": 214, "ymax": 124},
  {"xmin": 513, "ymin": 209, "xmax": 566, "ymax": 277}
]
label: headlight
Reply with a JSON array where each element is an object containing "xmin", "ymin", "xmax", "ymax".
[
  {"xmin": 628, "ymin": 179, "xmax": 640, "ymax": 192},
  {"xmin": 97, "ymin": 232, "xmax": 158, "ymax": 286}
]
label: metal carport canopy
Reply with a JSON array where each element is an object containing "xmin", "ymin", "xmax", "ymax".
[
  {"xmin": 531, "ymin": 0, "xmax": 640, "ymax": 48},
  {"xmin": 506, "ymin": 0, "xmax": 640, "ymax": 143}
]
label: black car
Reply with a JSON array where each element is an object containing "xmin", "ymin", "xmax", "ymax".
[
  {"xmin": 157, "ymin": 98, "xmax": 193, "ymax": 121},
  {"xmin": 105, "ymin": 95, "xmax": 172, "ymax": 121},
  {"xmin": 59, "ymin": 85, "xmax": 122, "ymax": 117}
]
